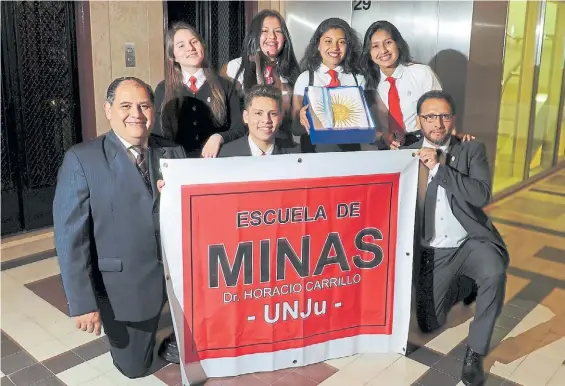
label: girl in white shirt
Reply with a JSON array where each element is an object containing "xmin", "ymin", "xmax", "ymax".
[
  {"xmin": 360, "ymin": 20, "xmax": 473, "ymax": 149},
  {"xmin": 225, "ymin": 10, "xmax": 299, "ymax": 90},
  {"xmin": 224, "ymin": 10, "xmax": 300, "ymax": 147},
  {"xmin": 293, "ymin": 18, "xmax": 366, "ymax": 152}
]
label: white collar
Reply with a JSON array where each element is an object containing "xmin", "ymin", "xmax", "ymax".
[
  {"xmin": 319, "ymin": 63, "xmax": 344, "ymax": 74},
  {"xmin": 380, "ymin": 63, "xmax": 405, "ymax": 81},
  {"xmin": 248, "ymin": 135, "xmax": 274, "ymax": 156},
  {"xmin": 423, "ymin": 136, "xmax": 451, "ymax": 152},
  {"xmin": 113, "ymin": 130, "xmax": 148, "ymax": 150},
  {"xmin": 182, "ymin": 68, "xmax": 205, "ymax": 84}
]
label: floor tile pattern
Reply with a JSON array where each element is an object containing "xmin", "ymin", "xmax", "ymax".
[{"xmin": 1, "ymin": 168, "xmax": 564, "ymax": 385}]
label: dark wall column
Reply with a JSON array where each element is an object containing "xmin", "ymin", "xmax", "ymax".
[{"xmin": 462, "ymin": 0, "xmax": 509, "ymax": 172}]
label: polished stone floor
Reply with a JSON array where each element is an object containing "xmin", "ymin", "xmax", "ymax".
[{"xmin": 1, "ymin": 168, "xmax": 564, "ymax": 386}]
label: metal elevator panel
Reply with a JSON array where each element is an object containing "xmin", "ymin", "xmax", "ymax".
[
  {"xmin": 284, "ymin": 0, "xmax": 475, "ymax": 128},
  {"xmin": 350, "ymin": 0, "xmax": 442, "ymax": 66},
  {"xmin": 434, "ymin": 0, "xmax": 473, "ymax": 130},
  {"xmin": 285, "ymin": 0, "xmax": 475, "ymax": 67},
  {"xmin": 286, "ymin": 1, "xmax": 353, "ymax": 63}
]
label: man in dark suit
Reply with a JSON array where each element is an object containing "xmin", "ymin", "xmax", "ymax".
[
  {"xmin": 218, "ymin": 84, "xmax": 300, "ymax": 157},
  {"xmin": 53, "ymin": 77, "xmax": 185, "ymax": 379},
  {"xmin": 404, "ymin": 90, "xmax": 508, "ymax": 386}
]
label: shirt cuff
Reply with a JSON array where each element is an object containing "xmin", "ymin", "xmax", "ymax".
[{"xmin": 429, "ymin": 163, "xmax": 440, "ymax": 177}]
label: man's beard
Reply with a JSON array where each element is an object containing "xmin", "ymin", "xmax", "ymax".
[{"xmin": 424, "ymin": 130, "xmax": 451, "ymax": 147}]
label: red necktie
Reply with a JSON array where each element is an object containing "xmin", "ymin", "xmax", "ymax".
[
  {"xmin": 327, "ymin": 69, "xmax": 340, "ymax": 88},
  {"xmin": 264, "ymin": 66, "xmax": 274, "ymax": 85},
  {"xmin": 189, "ymin": 76, "xmax": 198, "ymax": 93},
  {"xmin": 387, "ymin": 77, "xmax": 405, "ymax": 136}
]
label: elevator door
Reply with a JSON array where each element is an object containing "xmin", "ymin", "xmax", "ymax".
[
  {"xmin": 1, "ymin": 1, "xmax": 82, "ymax": 235},
  {"xmin": 166, "ymin": 1, "xmax": 246, "ymax": 69}
]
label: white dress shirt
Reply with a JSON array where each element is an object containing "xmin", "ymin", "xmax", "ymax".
[
  {"xmin": 377, "ymin": 64, "xmax": 442, "ymax": 132},
  {"xmin": 248, "ymin": 136, "xmax": 274, "ymax": 156},
  {"xmin": 182, "ymin": 68, "xmax": 206, "ymax": 90},
  {"xmin": 293, "ymin": 64, "xmax": 366, "ymax": 96},
  {"xmin": 421, "ymin": 137, "xmax": 468, "ymax": 248},
  {"xmin": 226, "ymin": 57, "xmax": 289, "ymax": 90}
]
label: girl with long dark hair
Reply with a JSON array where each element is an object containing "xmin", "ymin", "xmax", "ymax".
[
  {"xmin": 360, "ymin": 20, "xmax": 472, "ymax": 148},
  {"xmin": 153, "ymin": 22, "xmax": 244, "ymax": 157},
  {"xmin": 292, "ymin": 18, "xmax": 365, "ymax": 152},
  {"xmin": 224, "ymin": 9, "xmax": 300, "ymax": 146}
]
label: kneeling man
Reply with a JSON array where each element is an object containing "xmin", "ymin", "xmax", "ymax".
[
  {"xmin": 404, "ymin": 90, "xmax": 508, "ymax": 386},
  {"xmin": 53, "ymin": 77, "xmax": 184, "ymax": 379}
]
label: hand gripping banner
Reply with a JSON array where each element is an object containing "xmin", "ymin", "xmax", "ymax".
[{"xmin": 159, "ymin": 150, "xmax": 418, "ymax": 385}]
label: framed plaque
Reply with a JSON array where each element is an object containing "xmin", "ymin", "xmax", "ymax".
[{"xmin": 304, "ymin": 85, "xmax": 376, "ymax": 144}]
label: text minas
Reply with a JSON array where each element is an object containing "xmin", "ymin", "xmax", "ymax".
[{"xmin": 208, "ymin": 228, "xmax": 384, "ymax": 288}]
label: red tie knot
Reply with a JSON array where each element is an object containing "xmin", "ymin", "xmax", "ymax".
[
  {"xmin": 264, "ymin": 65, "xmax": 274, "ymax": 85},
  {"xmin": 189, "ymin": 76, "xmax": 198, "ymax": 93},
  {"xmin": 326, "ymin": 69, "xmax": 340, "ymax": 87},
  {"xmin": 386, "ymin": 77, "xmax": 396, "ymax": 84},
  {"xmin": 265, "ymin": 65, "xmax": 273, "ymax": 77}
]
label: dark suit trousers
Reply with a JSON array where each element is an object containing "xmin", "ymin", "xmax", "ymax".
[
  {"xmin": 98, "ymin": 288, "xmax": 168, "ymax": 379},
  {"xmin": 416, "ymin": 239, "xmax": 507, "ymax": 355}
]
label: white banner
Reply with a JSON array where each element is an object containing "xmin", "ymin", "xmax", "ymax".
[{"xmin": 160, "ymin": 150, "xmax": 418, "ymax": 385}]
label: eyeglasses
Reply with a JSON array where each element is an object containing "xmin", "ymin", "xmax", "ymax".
[{"xmin": 419, "ymin": 114, "xmax": 453, "ymax": 122}]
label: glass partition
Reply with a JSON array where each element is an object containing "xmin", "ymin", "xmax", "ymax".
[
  {"xmin": 493, "ymin": 0, "xmax": 540, "ymax": 192},
  {"xmin": 528, "ymin": 0, "xmax": 565, "ymax": 176},
  {"xmin": 494, "ymin": 0, "xmax": 565, "ymax": 192},
  {"xmin": 558, "ymin": 95, "xmax": 565, "ymax": 160}
]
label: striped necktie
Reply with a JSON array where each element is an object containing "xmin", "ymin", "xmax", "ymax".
[{"xmin": 130, "ymin": 146, "xmax": 153, "ymax": 194}]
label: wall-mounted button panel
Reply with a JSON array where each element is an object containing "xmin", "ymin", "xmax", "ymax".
[{"xmin": 125, "ymin": 43, "xmax": 135, "ymax": 68}]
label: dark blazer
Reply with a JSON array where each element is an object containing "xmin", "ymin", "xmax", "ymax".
[
  {"xmin": 218, "ymin": 135, "xmax": 301, "ymax": 157},
  {"xmin": 152, "ymin": 78, "xmax": 245, "ymax": 156},
  {"xmin": 53, "ymin": 130, "xmax": 186, "ymax": 322},
  {"xmin": 403, "ymin": 135, "xmax": 507, "ymax": 259}
]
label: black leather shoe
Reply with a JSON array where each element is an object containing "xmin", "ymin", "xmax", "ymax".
[
  {"xmin": 159, "ymin": 334, "xmax": 180, "ymax": 364},
  {"xmin": 463, "ymin": 283, "xmax": 478, "ymax": 306},
  {"xmin": 461, "ymin": 346, "xmax": 485, "ymax": 386}
]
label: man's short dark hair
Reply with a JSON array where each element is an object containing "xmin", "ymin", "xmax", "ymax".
[
  {"xmin": 243, "ymin": 84, "xmax": 283, "ymax": 111},
  {"xmin": 106, "ymin": 77, "xmax": 155, "ymax": 105},
  {"xmin": 416, "ymin": 90, "xmax": 456, "ymax": 115}
]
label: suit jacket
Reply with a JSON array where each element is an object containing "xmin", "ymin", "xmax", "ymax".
[
  {"xmin": 152, "ymin": 79, "xmax": 245, "ymax": 156},
  {"xmin": 53, "ymin": 130, "xmax": 186, "ymax": 322},
  {"xmin": 403, "ymin": 136, "xmax": 508, "ymax": 260},
  {"xmin": 218, "ymin": 135, "xmax": 301, "ymax": 157}
]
